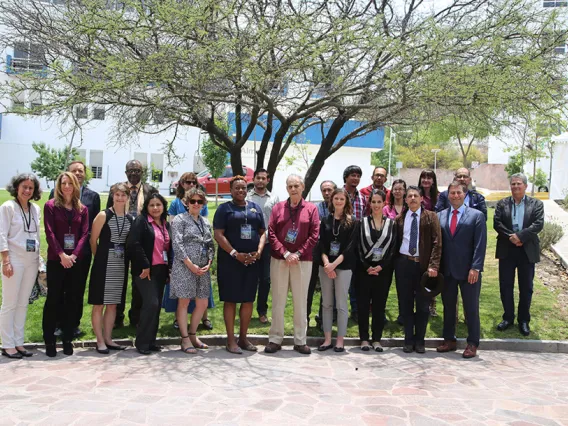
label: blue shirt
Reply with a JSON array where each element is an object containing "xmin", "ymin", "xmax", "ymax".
[
  {"xmin": 317, "ymin": 201, "xmax": 329, "ymax": 220},
  {"xmin": 450, "ymin": 203, "xmax": 466, "ymax": 226},
  {"xmin": 168, "ymin": 197, "xmax": 208, "ymax": 218},
  {"xmin": 512, "ymin": 196, "xmax": 525, "ymax": 232}
]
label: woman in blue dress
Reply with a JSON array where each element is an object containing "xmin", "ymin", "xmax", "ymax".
[
  {"xmin": 164, "ymin": 172, "xmax": 214, "ymax": 330},
  {"xmin": 214, "ymin": 176, "xmax": 266, "ymax": 354}
]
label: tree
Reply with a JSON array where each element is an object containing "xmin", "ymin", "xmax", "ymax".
[
  {"xmin": 529, "ymin": 169, "xmax": 549, "ymax": 190},
  {"xmin": 30, "ymin": 142, "xmax": 79, "ymax": 187},
  {"xmin": 201, "ymin": 137, "xmax": 228, "ymax": 206},
  {"xmin": 505, "ymin": 154, "xmax": 524, "ymax": 177},
  {"xmin": 1, "ymin": 0, "xmax": 567, "ymax": 196}
]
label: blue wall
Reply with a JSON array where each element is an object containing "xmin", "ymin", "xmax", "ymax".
[{"xmin": 228, "ymin": 113, "xmax": 384, "ymax": 149}]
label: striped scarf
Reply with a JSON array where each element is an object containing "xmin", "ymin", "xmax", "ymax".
[{"xmin": 358, "ymin": 215, "xmax": 395, "ymax": 263}]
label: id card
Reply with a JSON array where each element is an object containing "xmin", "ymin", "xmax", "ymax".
[
  {"xmin": 330, "ymin": 241, "xmax": 341, "ymax": 257},
  {"xmin": 26, "ymin": 239, "xmax": 36, "ymax": 252},
  {"xmin": 241, "ymin": 224, "xmax": 252, "ymax": 240},
  {"xmin": 114, "ymin": 244, "xmax": 125, "ymax": 259},
  {"xmin": 63, "ymin": 234, "xmax": 75, "ymax": 250},
  {"xmin": 285, "ymin": 228, "xmax": 298, "ymax": 244},
  {"xmin": 162, "ymin": 251, "xmax": 168, "ymax": 262},
  {"xmin": 372, "ymin": 247, "xmax": 383, "ymax": 261}
]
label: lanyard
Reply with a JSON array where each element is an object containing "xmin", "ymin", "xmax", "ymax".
[
  {"xmin": 15, "ymin": 200, "xmax": 35, "ymax": 233},
  {"xmin": 113, "ymin": 209, "xmax": 127, "ymax": 239},
  {"xmin": 192, "ymin": 215, "xmax": 205, "ymax": 237},
  {"xmin": 287, "ymin": 199, "xmax": 301, "ymax": 229},
  {"xmin": 231, "ymin": 200, "xmax": 248, "ymax": 224},
  {"xmin": 65, "ymin": 208, "xmax": 75, "ymax": 233},
  {"xmin": 332, "ymin": 217, "xmax": 341, "ymax": 239},
  {"xmin": 371, "ymin": 215, "xmax": 384, "ymax": 232},
  {"xmin": 153, "ymin": 220, "xmax": 168, "ymax": 250}
]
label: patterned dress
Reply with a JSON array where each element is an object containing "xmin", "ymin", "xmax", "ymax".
[
  {"xmin": 169, "ymin": 213, "xmax": 215, "ymax": 300},
  {"xmin": 88, "ymin": 209, "xmax": 133, "ymax": 305}
]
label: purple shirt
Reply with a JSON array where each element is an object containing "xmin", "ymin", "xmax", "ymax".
[
  {"xmin": 269, "ymin": 199, "xmax": 319, "ymax": 261},
  {"xmin": 44, "ymin": 199, "xmax": 89, "ymax": 261},
  {"xmin": 383, "ymin": 205, "xmax": 398, "ymax": 219},
  {"xmin": 148, "ymin": 216, "xmax": 170, "ymax": 266}
]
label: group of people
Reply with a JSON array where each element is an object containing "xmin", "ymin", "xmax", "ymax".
[{"xmin": 0, "ymin": 160, "xmax": 544, "ymax": 360}]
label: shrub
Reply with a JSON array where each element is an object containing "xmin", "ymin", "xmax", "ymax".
[{"xmin": 540, "ymin": 221, "xmax": 565, "ymax": 252}]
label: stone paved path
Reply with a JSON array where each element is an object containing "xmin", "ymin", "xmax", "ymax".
[{"xmin": 2, "ymin": 346, "xmax": 568, "ymax": 425}]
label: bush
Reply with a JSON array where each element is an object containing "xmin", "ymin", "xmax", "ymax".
[{"xmin": 540, "ymin": 221, "xmax": 565, "ymax": 252}]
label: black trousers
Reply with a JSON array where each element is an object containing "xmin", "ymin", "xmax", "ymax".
[
  {"xmin": 135, "ymin": 265, "xmax": 168, "ymax": 351},
  {"xmin": 356, "ymin": 266, "xmax": 393, "ymax": 342},
  {"xmin": 395, "ymin": 257, "xmax": 430, "ymax": 345},
  {"xmin": 256, "ymin": 243, "xmax": 271, "ymax": 316},
  {"xmin": 43, "ymin": 260, "xmax": 84, "ymax": 344},
  {"xmin": 307, "ymin": 259, "xmax": 320, "ymax": 321},
  {"xmin": 56, "ymin": 254, "xmax": 92, "ymax": 329},
  {"xmin": 116, "ymin": 271, "xmax": 143, "ymax": 326},
  {"xmin": 442, "ymin": 275, "xmax": 481, "ymax": 346},
  {"xmin": 499, "ymin": 247, "xmax": 535, "ymax": 323}
]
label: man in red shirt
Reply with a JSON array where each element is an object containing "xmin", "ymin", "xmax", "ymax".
[
  {"xmin": 265, "ymin": 175, "xmax": 320, "ymax": 355},
  {"xmin": 361, "ymin": 166, "xmax": 391, "ymax": 212}
]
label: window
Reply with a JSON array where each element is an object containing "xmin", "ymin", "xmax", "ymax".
[
  {"xmin": 221, "ymin": 167, "xmax": 233, "ymax": 178},
  {"xmin": 134, "ymin": 152, "xmax": 148, "ymax": 167},
  {"xmin": 11, "ymin": 42, "xmax": 45, "ymax": 73},
  {"xmin": 90, "ymin": 150, "xmax": 103, "ymax": 179},
  {"xmin": 93, "ymin": 108, "xmax": 106, "ymax": 120},
  {"xmin": 543, "ymin": 1, "xmax": 567, "ymax": 6},
  {"xmin": 75, "ymin": 106, "xmax": 88, "ymax": 119},
  {"xmin": 150, "ymin": 153, "xmax": 164, "ymax": 182}
]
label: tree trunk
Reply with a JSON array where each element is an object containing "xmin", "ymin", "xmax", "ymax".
[
  {"xmin": 266, "ymin": 121, "xmax": 293, "ymax": 191},
  {"xmin": 230, "ymin": 145, "xmax": 244, "ymax": 178},
  {"xmin": 256, "ymin": 112, "xmax": 273, "ymax": 170}
]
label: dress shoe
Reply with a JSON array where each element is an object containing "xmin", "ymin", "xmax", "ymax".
[
  {"xmin": 2, "ymin": 349, "xmax": 23, "ymax": 359},
  {"xmin": 402, "ymin": 344, "xmax": 414, "ymax": 353},
  {"xmin": 519, "ymin": 322, "xmax": 530, "ymax": 336},
  {"xmin": 149, "ymin": 345, "xmax": 163, "ymax": 352},
  {"xmin": 259, "ymin": 314, "xmax": 269, "ymax": 324},
  {"xmin": 436, "ymin": 340, "xmax": 457, "ymax": 353},
  {"xmin": 16, "ymin": 348, "xmax": 33, "ymax": 357},
  {"xmin": 415, "ymin": 344, "xmax": 426, "ymax": 354},
  {"xmin": 45, "ymin": 343, "xmax": 57, "ymax": 358},
  {"xmin": 293, "ymin": 344, "xmax": 311, "ymax": 355},
  {"xmin": 63, "ymin": 342, "xmax": 74, "ymax": 356},
  {"xmin": 107, "ymin": 344, "xmax": 127, "ymax": 351},
  {"xmin": 137, "ymin": 348, "xmax": 151, "ymax": 355},
  {"xmin": 462, "ymin": 344, "xmax": 477, "ymax": 358},
  {"xmin": 96, "ymin": 347, "xmax": 110, "ymax": 355},
  {"xmin": 318, "ymin": 343, "xmax": 334, "ymax": 351},
  {"xmin": 333, "ymin": 346, "xmax": 345, "ymax": 353},
  {"xmin": 497, "ymin": 319, "xmax": 513, "ymax": 331},
  {"xmin": 264, "ymin": 342, "xmax": 282, "ymax": 353}
]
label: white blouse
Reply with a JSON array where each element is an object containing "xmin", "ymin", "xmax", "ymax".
[{"xmin": 0, "ymin": 200, "xmax": 41, "ymax": 261}]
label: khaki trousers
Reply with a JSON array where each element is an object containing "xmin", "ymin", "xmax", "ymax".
[{"xmin": 268, "ymin": 258, "xmax": 312, "ymax": 345}]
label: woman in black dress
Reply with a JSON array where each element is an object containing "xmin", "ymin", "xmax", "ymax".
[
  {"xmin": 213, "ymin": 176, "xmax": 266, "ymax": 354},
  {"xmin": 89, "ymin": 183, "xmax": 133, "ymax": 354}
]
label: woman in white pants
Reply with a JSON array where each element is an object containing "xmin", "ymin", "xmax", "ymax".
[
  {"xmin": 317, "ymin": 188, "xmax": 358, "ymax": 352},
  {"xmin": 0, "ymin": 173, "xmax": 42, "ymax": 359}
]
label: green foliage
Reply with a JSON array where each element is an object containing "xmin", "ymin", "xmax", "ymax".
[
  {"xmin": 201, "ymin": 138, "xmax": 228, "ymax": 179},
  {"xmin": 540, "ymin": 222, "xmax": 564, "ymax": 252},
  {"xmin": 505, "ymin": 154, "xmax": 524, "ymax": 177},
  {"xmin": 529, "ymin": 168, "xmax": 548, "ymax": 189},
  {"xmin": 74, "ymin": 156, "xmax": 93, "ymax": 185},
  {"xmin": 30, "ymin": 142, "xmax": 79, "ymax": 185}
]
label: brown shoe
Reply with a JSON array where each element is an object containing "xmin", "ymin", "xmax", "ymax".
[
  {"xmin": 293, "ymin": 344, "xmax": 311, "ymax": 355},
  {"xmin": 436, "ymin": 340, "xmax": 457, "ymax": 353},
  {"xmin": 462, "ymin": 344, "xmax": 477, "ymax": 358},
  {"xmin": 259, "ymin": 315, "xmax": 269, "ymax": 324},
  {"xmin": 264, "ymin": 342, "xmax": 281, "ymax": 353}
]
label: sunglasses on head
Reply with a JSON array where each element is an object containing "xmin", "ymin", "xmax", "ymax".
[
  {"xmin": 184, "ymin": 180, "xmax": 197, "ymax": 185},
  {"xmin": 188, "ymin": 199, "xmax": 204, "ymax": 205}
]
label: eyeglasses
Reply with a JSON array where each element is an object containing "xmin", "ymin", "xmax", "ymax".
[
  {"xmin": 373, "ymin": 174, "xmax": 387, "ymax": 178},
  {"xmin": 188, "ymin": 199, "xmax": 204, "ymax": 205},
  {"xmin": 126, "ymin": 169, "xmax": 142, "ymax": 175},
  {"xmin": 183, "ymin": 180, "xmax": 197, "ymax": 185}
]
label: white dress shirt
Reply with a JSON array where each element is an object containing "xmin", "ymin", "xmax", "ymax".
[{"xmin": 400, "ymin": 207, "xmax": 421, "ymax": 256}]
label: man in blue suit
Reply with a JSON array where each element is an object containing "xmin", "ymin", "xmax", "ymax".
[
  {"xmin": 435, "ymin": 167, "xmax": 487, "ymax": 219},
  {"xmin": 436, "ymin": 181, "xmax": 487, "ymax": 358}
]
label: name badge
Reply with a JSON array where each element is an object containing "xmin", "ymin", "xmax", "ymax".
[
  {"xmin": 512, "ymin": 224, "xmax": 520, "ymax": 233},
  {"xmin": 330, "ymin": 241, "xmax": 341, "ymax": 257},
  {"xmin": 372, "ymin": 247, "xmax": 383, "ymax": 261},
  {"xmin": 163, "ymin": 251, "xmax": 169, "ymax": 262},
  {"xmin": 285, "ymin": 228, "xmax": 298, "ymax": 244},
  {"xmin": 26, "ymin": 239, "xmax": 36, "ymax": 252},
  {"xmin": 241, "ymin": 224, "xmax": 252, "ymax": 240},
  {"xmin": 63, "ymin": 234, "xmax": 75, "ymax": 250},
  {"xmin": 114, "ymin": 244, "xmax": 125, "ymax": 259}
]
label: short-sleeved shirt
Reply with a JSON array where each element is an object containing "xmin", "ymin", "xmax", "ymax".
[{"xmin": 213, "ymin": 201, "xmax": 265, "ymax": 253}]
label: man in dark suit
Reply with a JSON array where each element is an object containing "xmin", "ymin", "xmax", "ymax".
[
  {"xmin": 435, "ymin": 167, "xmax": 487, "ymax": 219},
  {"xmin": 437, "ymin": 181, "xmax": 487, "ymax": 358},
  {"xmin": 50, "ymin": 160, "xmax": 101, "ymax": 337},
  {"xmin": 395, "ymin": 185, "xmax": 442, "ymax": 354},
  {"xmin": 494, "ymin": 173, "xmax": 544, "ymax": 336},
  {"xmin": 111, "ymin": 159, "xmax": 158, "ymax": 328}
]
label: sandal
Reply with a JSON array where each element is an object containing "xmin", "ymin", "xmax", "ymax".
[
  {"xmin": 189, "ymin": 332, "xmax": 208, "ymax": 349},
  {"xmin": 180, "ymin": 335, "xmax": 197, "ymax": 354},
  {"xmin": 201, "ymin": 318, "xmax": 213, "ymax": 330},
  {"xmin": 237, "ymin": 339, "xmax": 258, "ymax": 352},
  {"xmin": 226, "ymin": 345, "xmax": 243, "ymax": 355}
]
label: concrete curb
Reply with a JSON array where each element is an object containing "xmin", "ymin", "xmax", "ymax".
[
  {"xmin": 22, "ymin": 334, "xmax": 568, "ymax": 354},
  {"xmin": 551, "ymin": 242, "xmax": 568, "ymax": 269}
]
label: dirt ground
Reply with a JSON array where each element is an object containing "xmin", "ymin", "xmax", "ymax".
[{"xmin": 537, "ymin": 250, "xmax": 568, "ymax": 314}]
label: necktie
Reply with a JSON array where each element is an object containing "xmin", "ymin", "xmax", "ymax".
[
  {"xmin": 409, "ymin": 212, "xmax": 418, "ymax": 255},
  {"xmin": 129, "ymin": 186, "xmax": 138, "ymax": 215},
  {"xmin": 450, "ymin": 209, "xmax": 458, "ymax": 236}
]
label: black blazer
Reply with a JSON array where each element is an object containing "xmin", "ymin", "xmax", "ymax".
[
  {"xmin": 107, "ymin": 182, "xmax": 158, "ymax": 210},
  {"xmin": 493, "ymin": 195, "xmax": 544, "ymax": 263},
  {"xmin": 127, "ymin": 214, "xmax": 173, "ymax": 276}
]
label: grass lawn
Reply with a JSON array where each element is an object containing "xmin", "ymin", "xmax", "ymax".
[{"xmin": 1, "ymin": 189, "xmax": 567, "ymax": 343}]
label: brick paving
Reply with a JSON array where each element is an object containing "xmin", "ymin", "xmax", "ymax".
[{"xmin": 1, "ymin": 346, "xmax": 568, "ymax": 425}]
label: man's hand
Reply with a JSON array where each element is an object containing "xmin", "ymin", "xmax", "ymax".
[
  {"xmin": 286, "ymin": 253, "xmax": 299, "ymax": 265},
  {"xmin": 428, "ymin": 268, "xmax": 438, "ymax": 278},
  {"xmin": 468, "ymin": 269, "xmax": 479, "ymax": 284},
  {"xmin": 139, "ymin": 268, "xmax": 151, "ymax": 280},
  {"xmin": 509, "ymin": 233, "xmax": 521, "ymax": 245}
]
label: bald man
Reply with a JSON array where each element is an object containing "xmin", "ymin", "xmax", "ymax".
[{"xmin": 435, "ymin": 168, "xmax": 487, "ymax": 219}]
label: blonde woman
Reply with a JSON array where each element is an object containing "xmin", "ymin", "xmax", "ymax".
[{"xmin": 43, "ymin": 172, "xmax": 89, "ymax": 357}]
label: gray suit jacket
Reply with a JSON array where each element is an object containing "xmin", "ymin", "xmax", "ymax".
[
  {"xmin": 493, "ymin": 195, "xmax": 544, "ymax": 263},
  {"xmin": 438, "ymin": 206, "xmax": 487, "ymax": 281}
]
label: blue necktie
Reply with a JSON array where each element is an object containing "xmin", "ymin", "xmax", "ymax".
[{"xmin": 409, "ymin": 212, "xmax": 418, "ymax": 255}]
